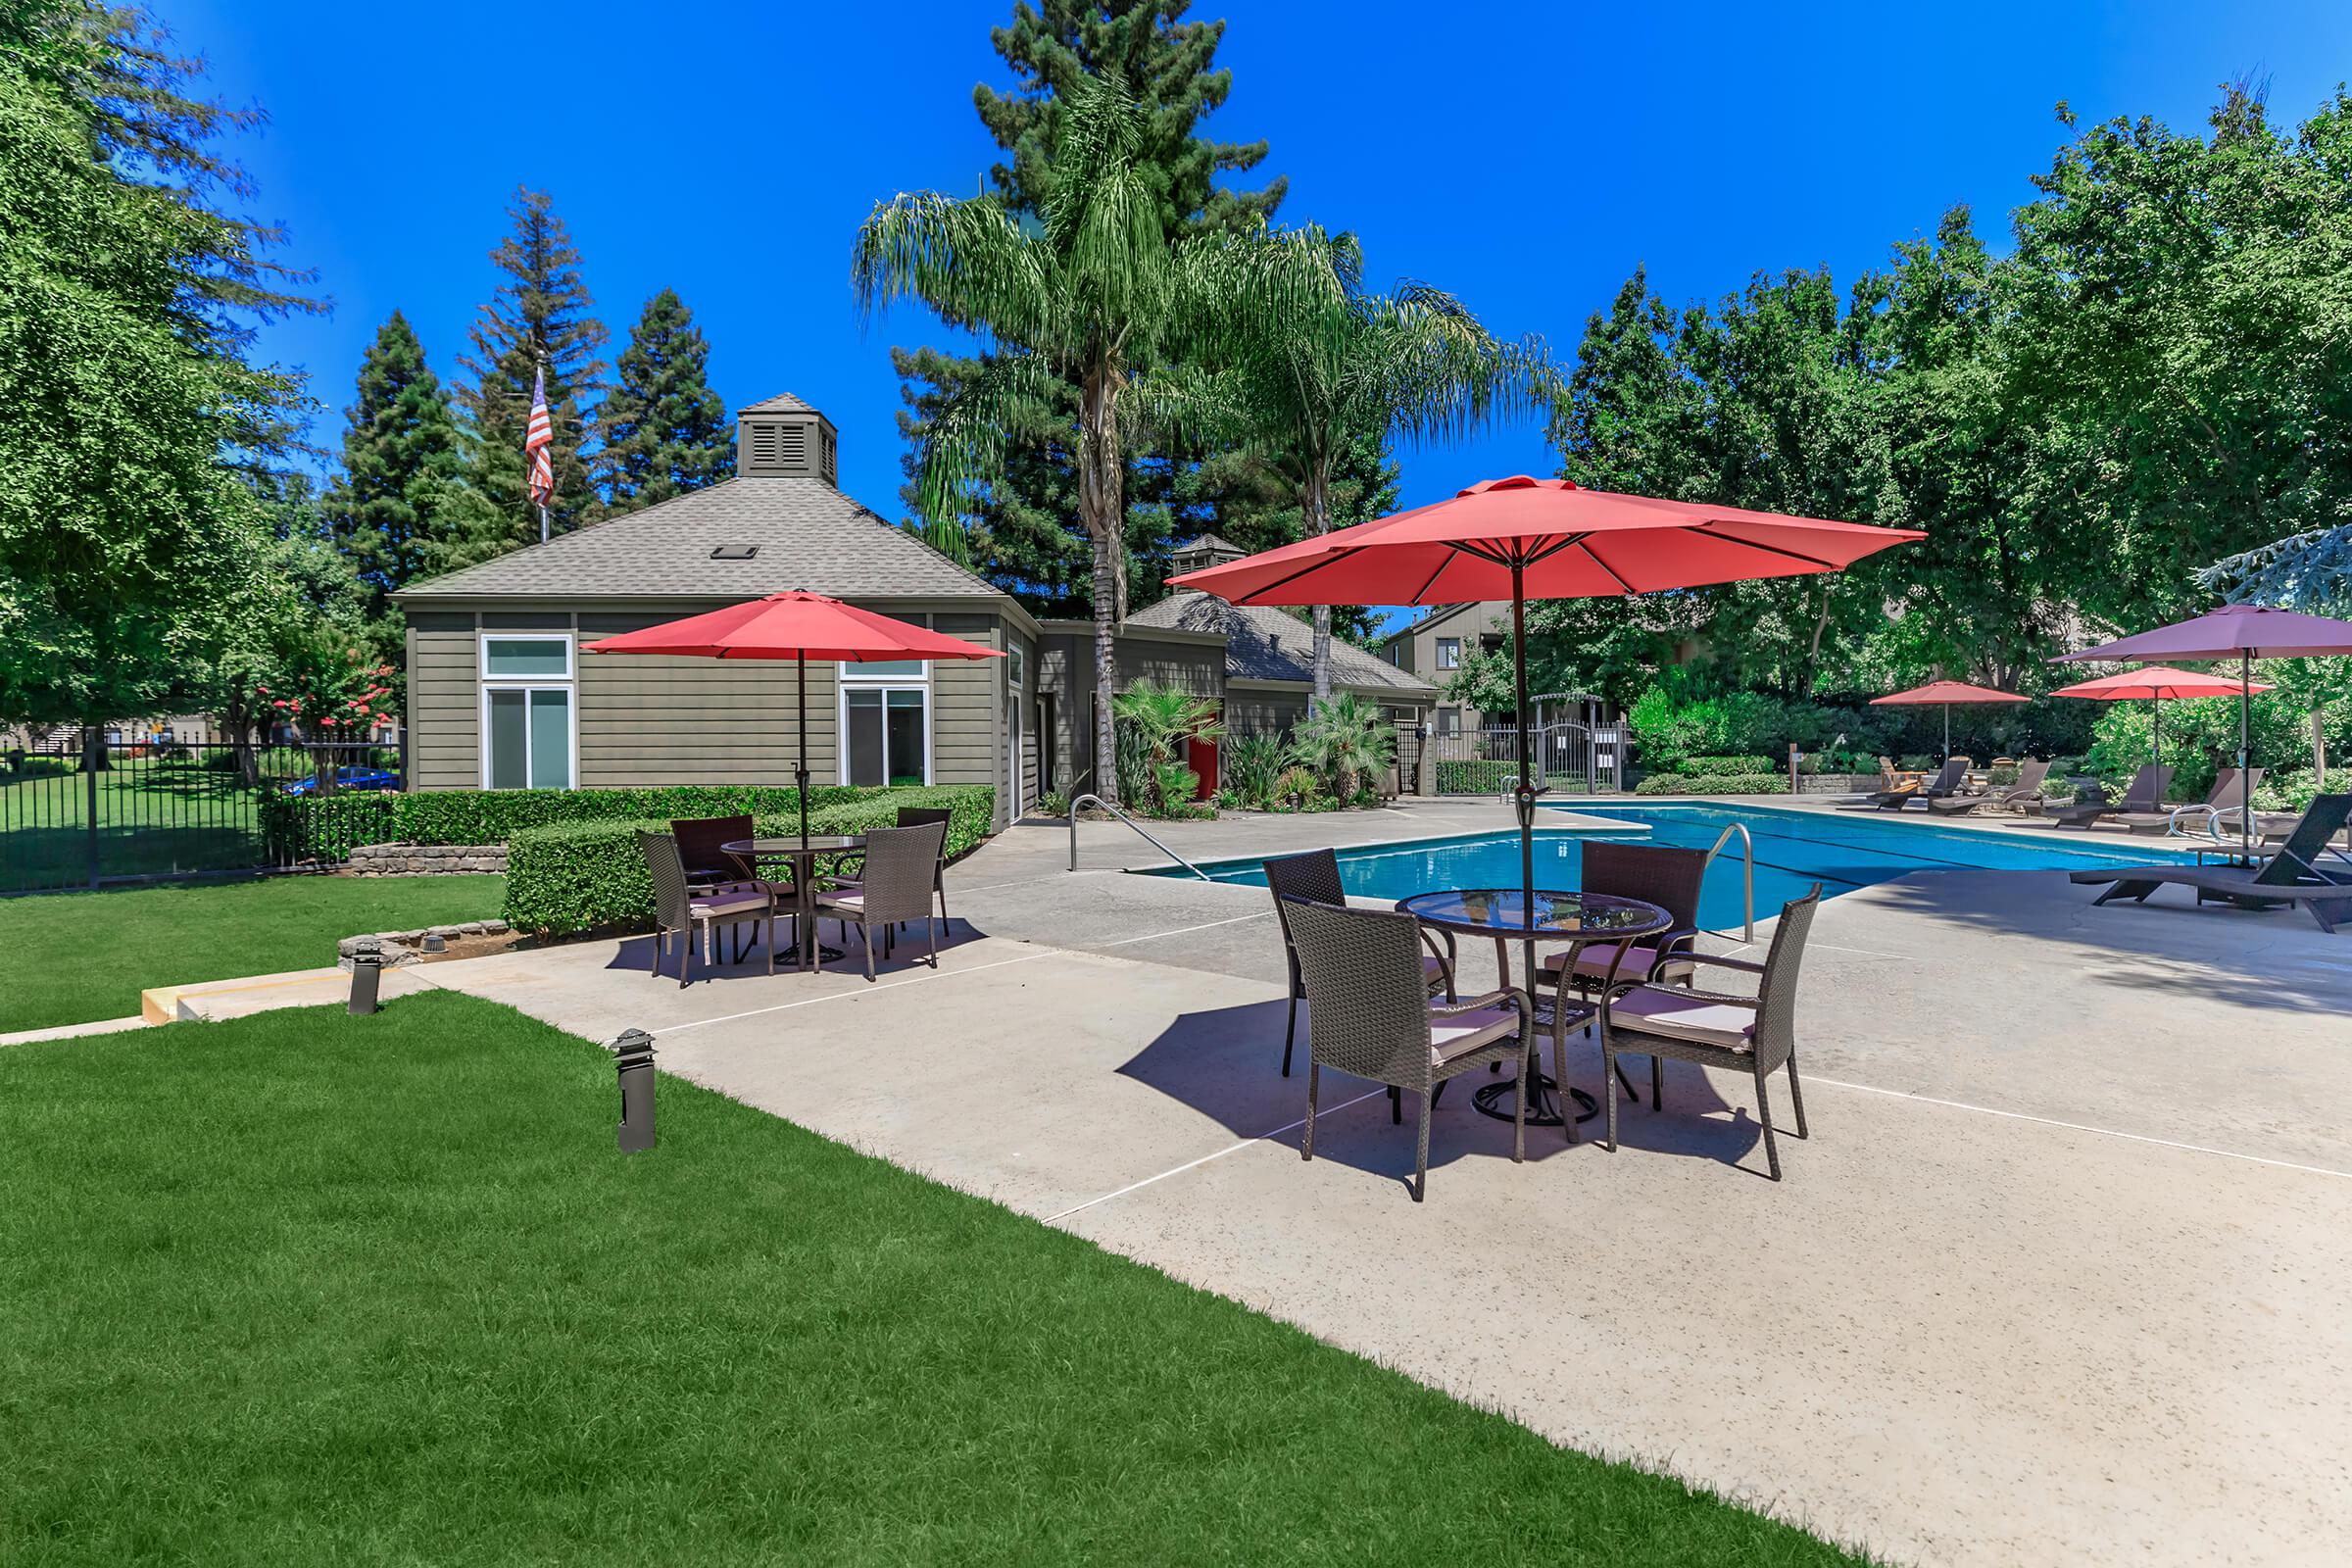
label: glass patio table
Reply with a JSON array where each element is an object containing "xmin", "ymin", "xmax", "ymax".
[
  {"xmin": 1395, "ymin": 887, "xmax": 1672, "ymax": 1128},
  {"xmin": 722, "ymin": 835, "xmax": 865, "ymax": 971}
]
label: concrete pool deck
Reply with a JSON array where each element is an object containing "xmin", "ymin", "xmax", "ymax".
[{"xmin": 335, "ymin": 799, "xmax": 2352, "ymax": 1562}]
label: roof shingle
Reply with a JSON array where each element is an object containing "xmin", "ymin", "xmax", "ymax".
[
  {"xmin": 396, "ymin": 477, "xmax": 1001, "ymax": 601},
  {"xmin": 1128, "ymin": 591, "xmax": 1436, "ymax": 695}
]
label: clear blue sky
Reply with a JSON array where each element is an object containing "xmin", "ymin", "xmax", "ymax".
[{"xmin": 170, "ymin": 0, "xmax": 2352, "ymax": 628}]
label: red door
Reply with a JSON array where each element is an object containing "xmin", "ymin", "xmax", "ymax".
[{"xmin": 1187, "ymin": 727, "xmax": 1220, "ymax": 801}]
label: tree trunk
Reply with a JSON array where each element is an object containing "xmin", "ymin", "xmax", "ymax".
[
  {"xmin": 1080, "ymin": 368, "xmax": 1126, "ymax": 803},
  {"xmin": 1303, "ymin": 466, "xmax": 1333, "ymax": 711}
]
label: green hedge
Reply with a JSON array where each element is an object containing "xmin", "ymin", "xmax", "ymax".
[
  {"xmin": 1435, "ymin": 759, "xmax": 1516, "ymax": 795},
  {"xmin": 1674, "ymin": 754, "xmax": 1776, "ymax": 776},
  {"xmin": 1633, "ymin": 772, "xmax": 1789, "ymax": 797},
  {"xmin": 503, "ymin": 785, "xmax": 996, "ymax": 936},
  {"xmin": 264, "ymin": 783, "xmax": 882, "ymax": 864}
]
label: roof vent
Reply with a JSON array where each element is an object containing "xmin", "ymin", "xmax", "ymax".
[
  {"xmin": 737, "ymin": 396, "xmax": 840, "ymax": 485},
  {"xmin": 710, "ymin": 545, "xmax": 760, "ymax": 561}
]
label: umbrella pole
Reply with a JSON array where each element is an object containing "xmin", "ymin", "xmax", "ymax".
[
  {"xmin": 1511, "ymin": 563, "xmax": 1537, "ymax": 1025},
  {"xmin": 797, "ymin": 652, "xmax": 811, "ymax": 851},
  {"xmin": 1943, "ymin": 705, "xmax": 1950, "ymax": 760},
  {"xmin": 2240, "ymin": 651, "xmax": 2253, "ymax": 861}
]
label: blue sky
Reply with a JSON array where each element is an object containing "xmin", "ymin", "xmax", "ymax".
[{"xmin": 171, "ymin": 0, "xmax": 2352, "ymax": 628}]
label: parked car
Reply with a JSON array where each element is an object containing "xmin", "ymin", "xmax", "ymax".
[{"xmin": 280, "ymin": 766, "xmax": 401, "ymax": 795}]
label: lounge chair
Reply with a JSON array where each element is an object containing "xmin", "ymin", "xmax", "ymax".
[
  {"xmin": 1929, "ymin": 758, "xmax": 2051, "ymax": 815},
  {"xmin": 2045, "ymin": 764, "xmax": 2173, "ymax": 830},
  {"xmin": 1927, "ymin": 757, "xmax": 1977, "ymax": 798},
  {"xmin": 1598, "ymin": 885, "xmax": 1822, "ymax": 1181},
  {"xmin": 2112, "ymin": 767, "xmax": 2259, "ymax": 836},
  {"xmin": 1851, "ymin": 757, "xmax": 1961, "ymax": 810},
  {"xmin": 639, "ymin": 831, "xmax": 775, "ymax": 987},
  {"xmin": 1281, "ymin": 896, "xmax": 1535, "ymax": 1202},
  {"xmin": 1265, "ymin": 848, "xmax": 1454, "ymax": 1086},
  {"xmin": 812, "ymin": 819, "xmax": 949, "ymax": 980},
  {"xmin": 2067, "ymin": 794, "xmax": 2352, "ymax": 933},
  {"xmin": 1856, "ymin": 781, "xmax": 1921, "ymax": 811}
]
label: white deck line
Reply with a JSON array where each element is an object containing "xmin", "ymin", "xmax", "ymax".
[{"xmin": 1043, "ymin": 1087, "xmax": 1390, "ymax": 1224}]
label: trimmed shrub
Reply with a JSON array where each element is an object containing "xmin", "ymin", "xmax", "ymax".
[
  {"xmin": 1634, "ymin": 771, "xmax": 1788, "ymax": 797},
  {"xmin": 260, "ymin": 790, "xmax": 399, "ymax": 863},
  {"xmin": 1673, "ymin": 754, "xmax": 1776, "ymax": 776},
  {"xmin": 502, "ymin": 785, "xmax": 995, "ymax": 936},
  {"xmin": 1435, "ymin": 759, "xmax": 1517, "ymax": 795},
  {"xmin": 266, "ymin": 782, "xmax": 879, "ymax": 862}
]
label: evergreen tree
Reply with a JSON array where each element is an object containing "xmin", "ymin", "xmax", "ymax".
[
  {"xmin": 599, "ymin": 288, "xmax": 733, "ymax": 515},
  {"xmin": 452, "ymin": 187, "xmax": 607, "ymax": 563},
  {"xmin": 891, "ymin": 1, "xmax": 1293, "ymax": 615},
  {"xmin": 323, "ymin": 312, "xmax": 466, "ymax": 619}
]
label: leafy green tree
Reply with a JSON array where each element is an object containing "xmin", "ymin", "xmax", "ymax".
[
  {"xmin": 890, "ymin": 0, "xmax": 1291, "ymax": 613},
  {"xmin": 0, "ymin": 2, "xmax": 300, "ymax": 732},
  {"xmin": 857, "ymin": 73, "xmax": 1281, "ymax": 803},
  {"xmin": 1145, "ymin": 226, "xmax": 1551, "ymax": 705},
  {"xmin": 322, "ymin": 312, "xmax": 468, "ymax": 622},
  {"xmin": 451, "ymin": 187, "xmax": 607, "ymax": 562},
  {"xmin": 599, "ymin": 287, "xmax": 733, "ymax": 515}
]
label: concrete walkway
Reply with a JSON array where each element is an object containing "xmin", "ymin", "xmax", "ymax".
[{"xmin": 405, "ymin": 802, "xmax": 2350, "ymax": 1564}]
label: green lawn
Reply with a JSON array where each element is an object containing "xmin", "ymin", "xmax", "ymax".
[
  {"xmin": 0, "ymin": 761, "xmax": 280, "ymax": 891},
  {"xmin": 0, "ymin": 993, "xmax": 1867, "ymax": 1565},
  {"xmin": 0, "ymin": 874, "xmax": 507, "ymax": 1033}
]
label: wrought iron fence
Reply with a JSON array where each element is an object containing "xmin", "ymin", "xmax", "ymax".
[
  {"xmin": 0, "ymin": 724, "xmax": 405, "ymax": 894},
  {"xmin": 1427, "ymin": 723, "xmax": 1625, "ymax": 796}
]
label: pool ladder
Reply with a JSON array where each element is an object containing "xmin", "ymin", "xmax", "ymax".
[
  {"xmin": 1068, "ymin": 793, "xmax": 1210, "ymax": 880},
  {"xmin": 1703, "ymin": 822, "xmax": 1756, "ymax": 942}
]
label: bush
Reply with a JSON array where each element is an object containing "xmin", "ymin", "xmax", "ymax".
[
  {"xmin": 503, "ymin": 785, "xmax": 996, "ymax": 936},
  {"xmin": 1217, "ymin": 732, "xmax": 1287, "ymax": 809},
  {"xmin": 1674, "ymin": 754, "xmax": 1776, "ymax": 776},
  {"xmin": 1435, "ymin": 759, "xmax": 1517, "ymax": 795},
  {"xmin": 260, "ymin": 790, "xmax": 399, "ymax": 863},
  {"xmin": 1634, "ymin": 771, "xmax": 1788, "ymax": 797},
  {"xmin": 265, "ymin": 782, "xmax": 874, "ymax": 861}
]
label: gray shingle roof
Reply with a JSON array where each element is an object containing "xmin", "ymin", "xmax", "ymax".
[
  {"xmin": 396, "ymin": 477, "xmax": 1002, "ymax": 601},
  {"xmin": 1174, "ymin": 532, "xmax": 1240, "ymax": 555},
  {"xmin": 1128, "ymin": 591, "xmax": 1437, "ymax": 695},
  {"xmin": 737, "ymin": 390, "xmax": 817, "ymax": 414}
]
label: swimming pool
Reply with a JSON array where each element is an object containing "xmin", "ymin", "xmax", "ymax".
[{"xmin": 1154, "ymin": 802, "xmax": 2196, "ymax": 932}]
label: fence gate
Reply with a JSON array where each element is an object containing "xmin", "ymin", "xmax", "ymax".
[{"xmin": 1427, "ymin": 722, "xmax": 1621, "ymax": 796}]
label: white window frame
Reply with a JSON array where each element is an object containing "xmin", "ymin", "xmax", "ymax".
[
  {"xmin": 1436, "ymin": 637, "xmax": 1462, "ymax": 670},
  {"xmin": 477, "ymin": 632, "xmax": 577, "ymax": 790},
  {"xmin": 837, "ymin": 658, "xmax": 934, "ymax": 787}
]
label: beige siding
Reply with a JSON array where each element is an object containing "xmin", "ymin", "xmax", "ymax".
[
  {"xmin": 408, "ymin": 617, "xmax": 482, "ymax": 789},
  {"xmin": 1224, "ymin": 692, "xmax": 1305, "ymax": 736},
  {"xmin": 1116, "ymin": 637, "xmax": 1221, "ymax": 695},
  {"xmin": 929, "ymin": 613, "xmax": 1000, "ymax": 794}
]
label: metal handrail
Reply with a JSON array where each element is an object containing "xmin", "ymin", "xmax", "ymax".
[
  {"xmin": 1068, "ymin": 793, "xmax": 1210, "ymax": 880},
  {"xmin": 1702, "ymin": 821, "xmax": 1756, "ymax": 942}
]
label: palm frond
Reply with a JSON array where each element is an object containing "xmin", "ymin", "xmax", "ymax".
[
  {"xmin": 910, "ymin": 352, "xmax": 1066, "ymax": 564},
  {"xmin": 851, "ymin": 191, "xmax": 1052, "ymax": 348}
]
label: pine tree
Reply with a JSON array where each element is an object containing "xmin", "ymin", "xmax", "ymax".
[
  {"xmin": 599, "ymin": 288, "xmax": 734, "ymax": 516},
  {"xmin": 452, "ymin": 187, "xmax": 607, "ymax": 562},
  {"xmin": 323, "ymin": 312, "xmax": 466, "ymax": 618},
  {"xmin": 891, "ymin": 1, "xmax": 1291, "ymax": 616}
]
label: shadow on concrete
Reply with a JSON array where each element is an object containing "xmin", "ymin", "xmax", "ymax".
[
  {"xmin": 598, "ymin": 917, "xmax": 988, "ymax": 987},
  {"xmin": 1118, "ymin": 998, "xmax": 1776, "ymax": 1196},
  {"xmin": 1862, "ymin": 871, "xmax": 2352, "ymax": 1017}
]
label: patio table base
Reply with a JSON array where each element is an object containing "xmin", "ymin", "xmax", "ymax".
[{"xmin": 1471, "ymin": 1072, "xmax": 1597, "ymax": 1128}]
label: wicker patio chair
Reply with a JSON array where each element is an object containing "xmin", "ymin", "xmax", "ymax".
[
  {"xmin": 1282, "ymin": 896, "xmax": 1535, "ymax": 1202},
  {"xmin": 669, "ymin": 813, "xmax": 757, "ymax": 890},
  {"xmin": 638, "ymin": 831, "xmax": 776, "ymax": 988},
  {"xmin": 812, "ymin": 819, "xmax": 949, "ymax": 980},
  {"xmin": 1263, "ymin": 848, "xmax": 1454, "ymax": 1080},
  {"xmin": 1599, "ymin": 884, "xmax": 1822, "ymax": 1180},
  {"xmin": 818, "ymin": 807, "xmax": 954, "ymax": 924},
  {"xmin": 1531, "ymin": 841, "xmax": 1708, "ymax": 1115}
]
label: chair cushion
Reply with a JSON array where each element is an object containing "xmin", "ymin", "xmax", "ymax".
[
  {"xmin": 1429, "ymin": 1004, "xmax": 1521, "ymax": 1063},
  {"xmin": 690, "ymin": 890, "xmax": 770, "ymax": 918},
  {"xmin": 1608, "ymin": 986, "xmax": 1756, "ymax": 1050},
  {"xmin": 1541, "ymin": 944, "xmax": 1689, "ymax": 983},
  {"xmin": 815, "ymin": 890, "xmax": 863, "ymax": 911}
]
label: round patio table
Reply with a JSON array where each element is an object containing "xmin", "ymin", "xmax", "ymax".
[
  {"xmin": 1395, "ymin": 888, "xmax": 1672, "ymax": 1128},
  {"xmin": 722, "ymin": 835, "xmax": 865, "ymax": 971}
]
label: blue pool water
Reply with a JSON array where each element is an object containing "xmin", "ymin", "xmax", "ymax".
[{"xmin": 1157, "ymin": 802, "xmax": 2195, "ymax": 931}]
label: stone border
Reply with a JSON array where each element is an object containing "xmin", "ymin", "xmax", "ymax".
[
  {"xmin": 337, "ymin": 919, "xmax": 509, "ymax": 970},
  {"xmin": 347, "ymin": 842, "xmax": 507, "ymax": 876}
]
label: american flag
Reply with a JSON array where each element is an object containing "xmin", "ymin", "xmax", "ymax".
[{"xmin": 524, "ymin": 367, "xmax": 555, "ymax": 508}]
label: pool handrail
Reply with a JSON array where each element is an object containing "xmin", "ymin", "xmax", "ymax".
[
  {"xmin": 1702, "ymin": 821, "xmax": 1756, "ymax": 942},
  {"xmin": 1068, "ymin": 793, "xmax": 1211, "ymax": 880}
]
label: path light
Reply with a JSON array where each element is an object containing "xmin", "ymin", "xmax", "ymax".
[
  {"xmin": 615, "ymin": 1029, "xmax": 658, "ymax": 1152},
  {"xmin": 348, "ymin": 937, "xmax": 383, "ymax": 1016}
]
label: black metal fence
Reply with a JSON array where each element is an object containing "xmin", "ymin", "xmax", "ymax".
[{"xmin": 0, "ymin": 725, "xmax": 405, "ymax": 895}]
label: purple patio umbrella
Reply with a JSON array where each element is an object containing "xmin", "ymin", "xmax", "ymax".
[{"xmin": 2058, "ymin": 605, "xmax": 2352, "ymax": 858}]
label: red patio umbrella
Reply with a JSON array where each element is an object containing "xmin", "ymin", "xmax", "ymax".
[
  {"xmin": 1868, "ymin": 679, "xmax": 2031, "ymax": 760},
  {"xmin": 1170, "ymin": 475, "xmax": 1922, "ymax": 1124},
  {"xmin": 2047, "ymin": 664, "xmax": 2271, "ymax": 765},
  {"xmin": 2058, "ymin": 605, "xmax": 2352, "ymax": 858},
  {"xmin": 583, "ymin": 591, "xmax": 1004, "ymax": 847}
]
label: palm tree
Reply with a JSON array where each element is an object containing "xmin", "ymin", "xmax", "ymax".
[
  {"xmin": 1292, "ymin": 690, "xmax": 1396, "ymax": 801},
  {"xmin": 854, "ymin": 73, "xmax": 1246, "ymax": 805},
  {"xmin": 1143, "ymin": 228, "xmax": 1554, "ymax": 707}
]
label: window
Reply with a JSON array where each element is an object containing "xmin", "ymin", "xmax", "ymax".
[
  {"xmin": 844, "ymin": 688, "xmax": 926, "ymax": 786},
  {"xmin": 1436, "ymin": 637, "xmax": 1461, "ymax": 670},
  {"xmin": 1436, "ymin": 708, "xmax": 1461, "ymax": 737},
  {"xmin": 480, "ymin": 634, "xmax": 573, "ymax": 789},
  {"xmin": 1007, "ymin": 643, "xmax": 1026, "ymax": 691}
]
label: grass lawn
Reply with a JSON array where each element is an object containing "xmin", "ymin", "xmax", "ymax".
[
  {"xmin": 0, "ymin": 761, "xmax": 283, "ymax": 891},
  {"xmin": 0, "ymin": 874, "xmax": 507, "ymax": 1033},
  {"xmin": 0, "ymin": 992, "xmax": 1867, "ymax": 1565}
]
